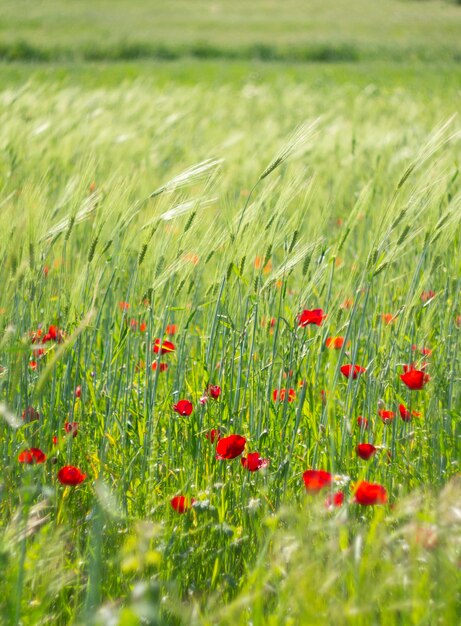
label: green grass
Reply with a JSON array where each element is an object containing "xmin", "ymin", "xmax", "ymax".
[
  {"xmin": 1, "ymin": 0, "xmax": 461, "ymax": 62},
  {"xmin": 1, "ymin": 60, "xmax": 461, "ymax": 625}
]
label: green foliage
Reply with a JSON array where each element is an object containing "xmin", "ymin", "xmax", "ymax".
[{"xmin": 0, "ymin": 62, "xmax": 461, "ymax": 624}]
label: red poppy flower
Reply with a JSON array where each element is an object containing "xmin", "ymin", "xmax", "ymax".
[
  {"xmin": 151, "ymin": 361, "xmax": 168, "ymax": 372},
  {"xmin": 119, "ymin": 301, "xmax": 130, "ymax": 311},
  {"xmin": 340, "ymin": 298, "xmax": 353, "ymax": 310},
  {"xmin": 173, "ymin": 400, "xmax": 193, "ymax": 416},
  {"xmin": 400, "ymin": 367, "xmax": 430, "ymax": 390},
  {"xmin": 74, "ymin": 385, "xmax": 81, "ymax": 398},
  {"xmin": 33, "ymin": 348, "xmax": 45, "ymax": 358},
  {"xmin": 205, "ymin": 429, "xmax": 221, "ymax": 443},
  {"xmin": 262, "ymin": 317, "xmax": 276, "ymax": 330},
  {"xmin": 357, "ymin": 416, "xmax": 369, "ymax": 429},
  {"xmin": 31, "ymin": 328, "xmax": 43, "ymax": 344},
  {"xmin": 399, "ymin": 404, "xmax": 421, "ymax": 422},
  {"xmin": 140, "ymin": 321, "xmax": 147, "ymax": 333},
  {"xmin": 340, "ymin": 364, "xmax": 366, "ymax": 379},
  {"xmin": 153, "ymin": 339, "xmax": 175, "ymax": 354},
  {"xmin": 325, "ymin": 336, "xmax": 345, "ymax": 349},
  {"xmin": 354, "ymin": 481, "xmax": 387, "ymax": 505},
  {"xmin": 208, "ymin": 385, "xmax": 221, "ymax": 399},
  {"xmin": 378, "ymin": 409, "xmax": 396, "ymax": 424},
  {"xmin": 325, "ymin": 491, "xmax": 344, "ymax": 508},
  {"xmin": 22, "ymin": 406, "xmax": 40, "ymax": 422},
  {"xmin": 43, "ymin": 265, "xmax": 49, "ymax": 278},
  {"xmin": 382, "ymin": 313, "xmax": 395, "ymax": 325},
  {"xmin": 216, "ymin": 434, "xmax": 246, "ymax": 460},
  {"xmin": 170, "ymin": 495, "xmax": 195, "ymax": 513},
  {"xmin": 241, "ymin": 452, "xmax": 270, "ymax": 472},
  {"xmin": 272, "ymin": 388, "xmax": 296, "ymax": 402},
  {"xmin": 320, "ymin": 389, "xmax": 327, "ymax": 405},
  {"xmin": 165, "ymin": 324, "xmax": 177, "ymax": 336},
  {"xmin": 421, "ymin": 290, "xmax": 436, "ymax": 303},
  {"xmin": 29, "ymin": 360, "xmax": 38, "ymax": 370},
  {"xmin": 57, "ymin": 466, "xmax": 86, "ymax": 486},
  {"xmin": 43, "ymin": 325, "xmax": 64, "ymax": 343},
  {"xmin": 18, "ymin": 448, "xmax": 46, "ymax": 464},
  {"xmin": 356, "ymin": 443, "xmax": 377, "ymax": 460},
  {"xmin": 64, "ymin": 422, "xmax": 79, "ymax": 437},
  {"xmin": 302, "ymin": 469, "xmax": 333, "ymax": 493},
  {"xmin": 297, "ymin": 308, "xmax": 326, "ymax": 327}
]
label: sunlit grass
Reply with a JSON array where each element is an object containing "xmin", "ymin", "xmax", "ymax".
[{"xmin": 0, "ymin": 65, "xmax": 461, "ymax": 624}]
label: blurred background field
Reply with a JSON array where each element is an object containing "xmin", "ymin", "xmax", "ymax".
[{"xmin": 1, "ymin": 0, "xmax": 461, "ymax": 62}]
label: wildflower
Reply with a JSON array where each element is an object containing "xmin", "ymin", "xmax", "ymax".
[
  {"xmin": 173, "ymin": 400, "xmax": 193, "ymax": 416},
  {"xmin": 356, "ymin": 443, "xmax": 377, "ymax": 460},
  {"xmin": 399, "ymin": 404, "xmax": 421, "ymax": 422},
  {"xmin": 57, "ymin": 466, "xmax": 86, "ymax": 486},
  {"xmin": 208, "ymin": 385, "xmax": 221, "ymax": 399},
  {"xmin": 140, "ymin": 321, "xmax": 147, "ymax": 332},
  {"xmin": 119, "ymin": 301, "xmax": 130, "ymax": 311},
  {"xmin": 74, "ymin": 386, "xmax": 81, "ymax": 398},
  {"xmin": 64, "ymin": 422, "xmax": 79, "ymax": 437},
  {"xmin": 241, "ymin": 452, "xmax": 269, "ymax": 472},
  {"xmin": 340, "ymin": 298, "xmax": 354, "ymax": 310},
  {"xmin": 325, "ymin": 336, "xmax": 345, "ymax": 349},
  {"xmin": 302, "ymin": 469, "xmax": 332, "ymax": 493},
  {"xmin": 400, "ymin": 367, "xmax": 430, "ymax": 390},
  {"xmin": 166, "ymin": 324, "xmax": 177, "ymax": 336},
  {"xmin": 357, "ymin": 416, "xmax": 369, "ymax": 429},
  {"xmin": 273, "ymin": 388, "xmax": 296, "ymax": 402},
  {"xmin": 43, "ymin": 325, "xmax": 64, "ymax": 343},
  {"xmin": 170, "ymin": 495, "xmax": 195, "ymax": 513},
  {"xmin": 340, "ymin": 364, "xmax": 366, "ymax": 379},
  {"xmin": 378, "ymin": 409, "xmax": 396, "ymax": 424},
  {"xmin": 30, "ymin": 328, "xmax": 43, "ymax": 344},
  {"xmin": 354, "ymin": 481, "xmax": 387, "ymax": 505},
  {"xmin": 153, "ymin": 339, "xmax": 175, "ymax": 354},
  {"xmin": 412, "ymin": 345, "xmax": 432, "ymax": 356},
  {"xmin": 216, "ymin": 434, "xmax": 246, "ymax": 460},
  {"xmin": 325, "ymin": 492, "xmax": 344, "ymax": 509},
  {"xmin": 382, "ymin": 313, "xmax": 395, "ymax": 325},
  {"xmin": 421, "ymin": 290, "xmax": 436, "ymax": 303},
  {"xmin": 151, "ymin": 361, "xmax": 168, "ymax": 372},
  {"xmin": 262, "ymin": 317, "xmax": 276, "ymax": 330},
  {"xmin": 22, "ymin": 406, "xmax": 40, "ymax": 423},
  {"xmin": 297, "ymin": 308, "xmax": 326, "ymax": 327},
  {"xmin": 29, "ymin": 360, "xmax": 38, "ymax": 370},
  {"xmin": 205, "ymin": 429, "xmax": 221, "ymax": 443},
  {"xmin": 18, "ymin": 448, "xmax": 46, "ymax": 464}
]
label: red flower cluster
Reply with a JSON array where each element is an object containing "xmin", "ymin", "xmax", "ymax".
[
  {"xmin": 272, "ymin": 388, "xmax": 296, "ymax": 402},
  {"xmin": 18, "ymin": 448, "xmax": 46, "ymax": 464}
]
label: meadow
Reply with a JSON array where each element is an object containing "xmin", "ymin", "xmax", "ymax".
[{"xmin": 1, "ymin": 2, "xmax": 461, "ymax": 625}]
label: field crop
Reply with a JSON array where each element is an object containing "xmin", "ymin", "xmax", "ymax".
[{"xmin": 1, "ymin": 61, "xmax": 461, "ymax": 625}]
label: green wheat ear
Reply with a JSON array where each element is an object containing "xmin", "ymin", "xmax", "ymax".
[{"xmin": 258, "ymin": 119, "xmax": 319, "ymax": 181}]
